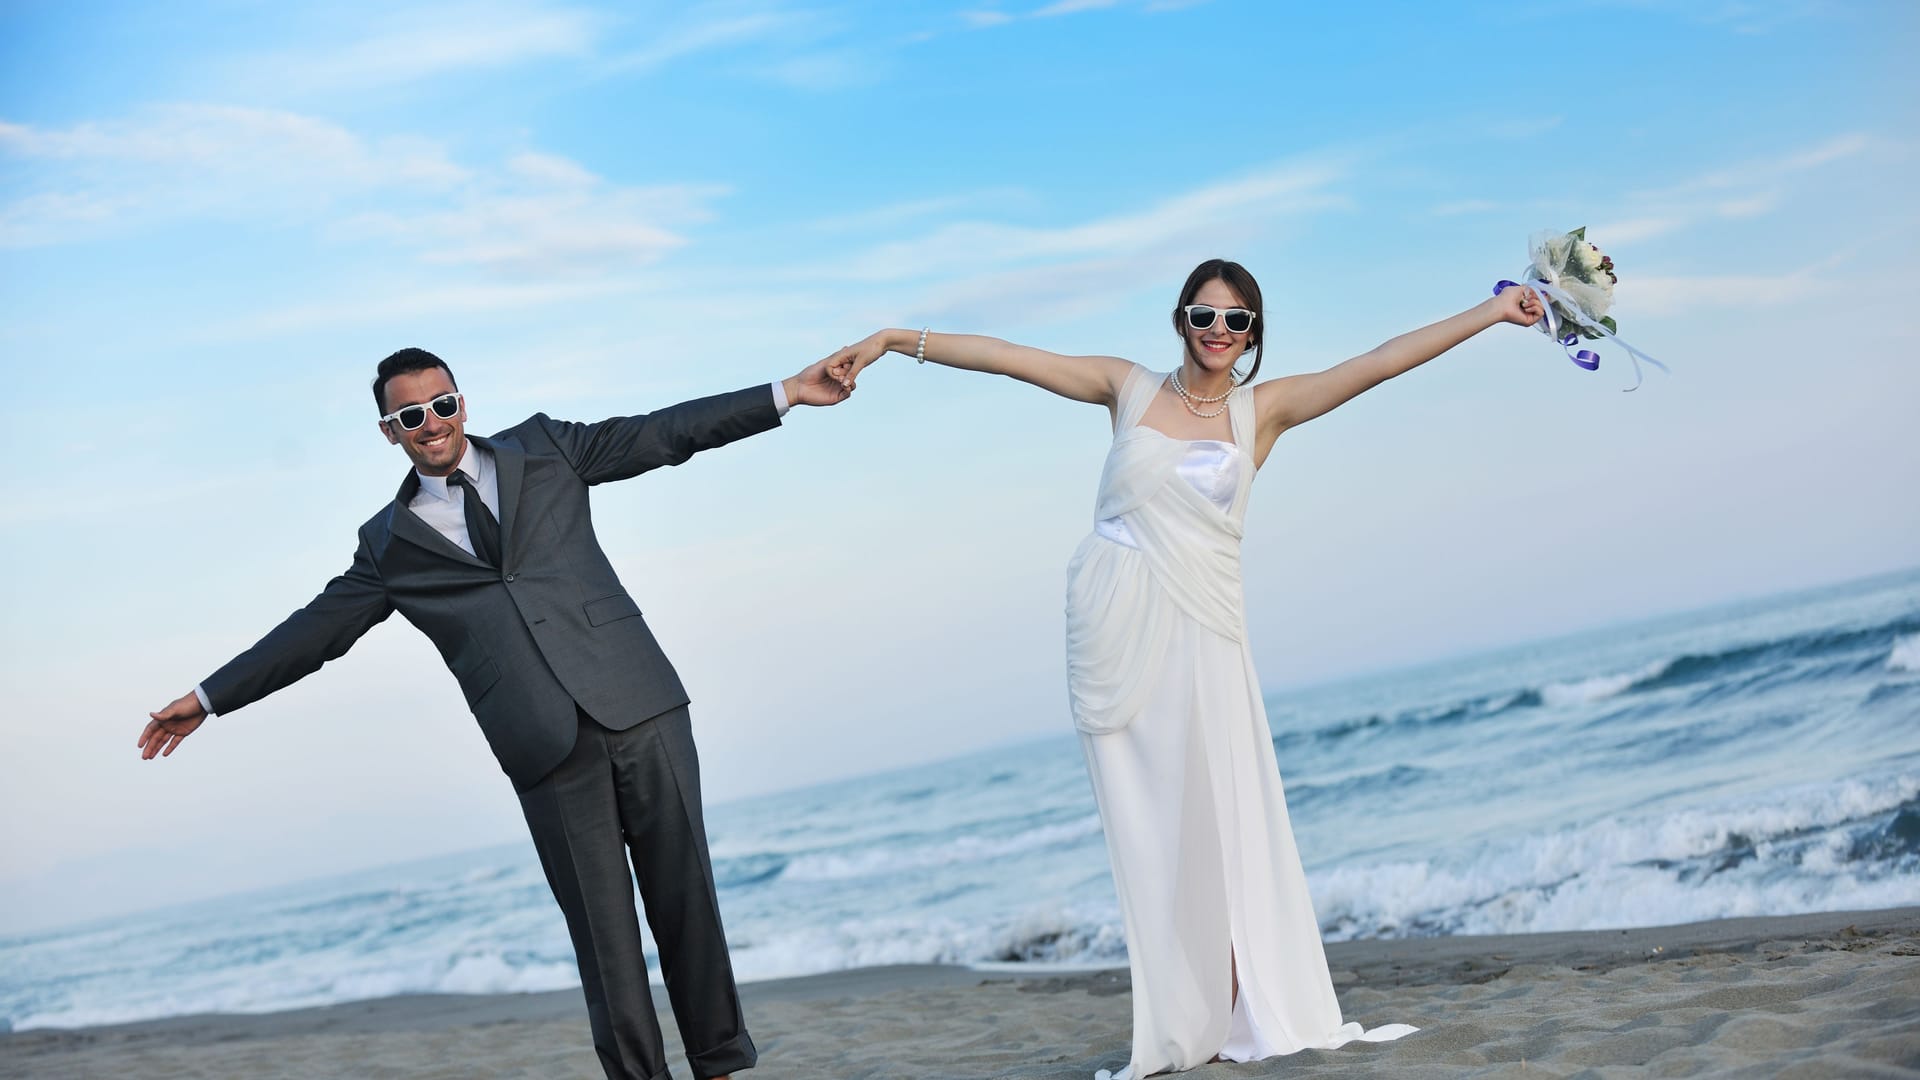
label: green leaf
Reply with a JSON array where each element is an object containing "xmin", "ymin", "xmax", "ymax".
[
  {"xmin": 1600, "ymin": 315, "xmax": 1618, "ymax": 334},
  {"xmin": 1570, "ymin": 226, "xmax": 1587, "ymax": 241}
]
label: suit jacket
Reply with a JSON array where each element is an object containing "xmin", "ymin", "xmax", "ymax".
[{"xmin": 200, "ymin": 385, "xmax": 782, "ymax": 790}]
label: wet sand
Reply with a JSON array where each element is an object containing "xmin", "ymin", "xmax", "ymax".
[{"xmin": 5, "ymin": 907, "xmax": 1916, "ymax": 1078}]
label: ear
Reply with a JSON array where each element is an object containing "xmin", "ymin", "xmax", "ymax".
[{"xmin": 378, "ymin": 420, "xmax": 398, "ymax": 445}]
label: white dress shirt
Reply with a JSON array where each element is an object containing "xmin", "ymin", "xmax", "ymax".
[{"xmin": 412, "ymin": 440, "xmax": 501, "ymax": 559}]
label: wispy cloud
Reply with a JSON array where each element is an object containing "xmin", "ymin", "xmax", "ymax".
[
  {"xmin": 767, "ymin": 156, "xmax": 1349, "ymax": 327},
  {"xmin": 1574, "ymin": 132, "xmax": 1878, "ymax": 246},
  {"xmin": 0, "ymin": 103, "xmax": 727, "ymax": 276},
  {"xmin": 196, "ymin": 276, "xmax": 656, "ymax": 342},
  {"xmin": 1633, "ymin": 133, "xmax": 1874, "ymax": 200},
  {"xmin": 1431, "ymin": 198, "xmax": 1503, "ymax": 217},
  {"xmin": 339, "ymin": 152, "xmax": 727, "ymax": 275},
  {"xmin": 0, "ymin": 105, "xmax": 466, "ymax": 246},
  {"xmin": 822, "ymin": 159, "xmax": 1347, "ymax": 283},
  {"xmin": 230, "ymin": 2, "xmax": 598, "ymax": 92},
  {"xmin": 1034, "ymin": 0, "xmax": 1122, "ymax": 14},
  {"xmin": 1625, "ymin": 268, "xmax": 1829, "ymax": 313},
  {"xmin": 960, "ymin": 0, "xmax": 1204, "ymax": 29},
  {"xmin": 1576, "ymin": 0, "xmax": 1835, "ymax": 35},
  {"xmin": 604, "ymin": 10, "xmax": 798, "ymax": 74},
  {"xmin": 803, "ymin": 189, "xmax": 1034, "ymax": 234},
  {"xmin": 759, "ymin": 49, "xmax": 875, "ymax": 90}
]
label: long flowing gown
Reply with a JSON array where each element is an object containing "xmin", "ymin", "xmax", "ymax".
[{"xmin": 1066, "ymin": 364, "xmax": 1415, "ymax": 1080}]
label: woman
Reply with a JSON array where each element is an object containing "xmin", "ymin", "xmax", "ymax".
[{"xmin": 829, "ymin": 260, "xmax": 1543, "ymax": 1078}]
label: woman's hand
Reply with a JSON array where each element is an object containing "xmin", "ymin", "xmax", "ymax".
[
  {"xmin": 1491, "ymin": 284, "xmax": 1546, "ymax": 328},
  {"xmin": 825, "ymin": 330, "xmax": 905, "ymax": 391}
]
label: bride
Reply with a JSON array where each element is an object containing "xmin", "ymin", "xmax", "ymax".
[{"xmin": 828, "ymin": 259, "xmax": 1542, "ymax": 1077}]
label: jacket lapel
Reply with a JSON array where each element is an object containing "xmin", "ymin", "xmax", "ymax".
[
  {"xmin": 387, "ymin": 470, "xmax": 492, "ymax": 568},
  {"xmin": 478, "ymin": 435, "xmax": 526, "ymax": 569}
]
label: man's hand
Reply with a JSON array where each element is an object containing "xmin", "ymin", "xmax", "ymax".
[
  {"xmin": 784, "ymin": 357, "xmax": 855, "ymax": 407},
  {"xmin": 825, "ymin": 330, "xmax": 900, "ymax": 392},
  {"xmin": 140, "ymin": 691, "xmax": 208, "ymax": 759}
]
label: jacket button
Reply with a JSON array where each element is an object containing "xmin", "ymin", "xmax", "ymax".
[{"xmin": 504, "ymin": 572, "xmax": 517, "ymax": 583}]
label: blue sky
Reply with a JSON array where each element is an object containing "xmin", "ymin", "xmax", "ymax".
[{"xmin": 2, "ymin": 0, "xmax": 1916, "ymax": 932}]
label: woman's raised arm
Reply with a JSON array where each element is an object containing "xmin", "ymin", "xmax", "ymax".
[
  {"xmin": 830, "ymin": 329, "xmax": 1133, "ymax": 408},
  {"xmin": 1253, "ymin": 285, "xmax": 1541, "ymax": 444}
]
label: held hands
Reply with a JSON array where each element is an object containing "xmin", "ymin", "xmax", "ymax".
[
  {"xmin": 823, "ymin": 330, "xmax": 900, "ymax": 393},
  {"xmin": 784, "ymin": 357, "xmax": 855, "ymax": 407},
  {"xmin": 139, "ymin": 691, "xmax": 208, "ymax": 759}
]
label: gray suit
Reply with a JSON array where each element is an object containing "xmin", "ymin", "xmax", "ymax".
[{"xmin": 201, "ymin": 385, "xmax": 780, "ymax": 1079}]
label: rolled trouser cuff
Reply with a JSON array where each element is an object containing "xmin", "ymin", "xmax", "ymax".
[{"xmin": 687, "ymin": 1030, "xmax": 758, "ymax": 1078}]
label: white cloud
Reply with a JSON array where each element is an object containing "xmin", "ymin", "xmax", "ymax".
[
  {"xmin": 605, "ymin": 11, "xmax": 799, "ymax": 73},
  {"xmin": 231, "ymin": 2, "xmax": 598, "ymax": 91},
  {"xmin": 1624, "ymin": 269, "xmax": 1827, "ymax": 314},
  {"xmin": 1588, "ymin": 216, "xmax": 1687, "ymax": 244},
  {"xmin": 197, "ymin": 277, "xmax": 651, "ymax": 341},
  {"xmin": 1035, "ymin": 0, "xmax": 1122, "ymax": 15},
  {"xmin": 760, "ymin": 49, "xmax": 875, "ymax": 90},
  {"xmin": 1, "ymin": 105, "xmax": 724, "ymax": 277},
  {"xmin": 817, "ymin": 159, "xmax": 1347, "ymax": 284},
  {"xmin": 960, "ymin": 9, "xmax": 1016, "ymax": 27},
  {"xmin": 804, "ymin": 189, "xmax": 1034, "ymax": 233},
  {"xmin": 1563, "ymin": 0, "xmax": 1833, "ymax": 35},
  {"xmin": 1575, "ymin": 132, "xmax": 1877, "ymax": 248},
  {"xmin": 0, "ymin": 105, "xmax": 467, "ymax": 246},
  {"xmin": 755, "ymin": 157, "xmax": 1348, "ymax": 329},
  {"xmin": 961, "ymin": 0, "xmax": 1197, "ymax": 28},
  {"xmin": 1431, "ymin": 198, "xmax": 1502, "ymax": 217},
  {"xmin": 339, "ymin": 158, "xmax": 727, "ymax": 274},
  {"xmin": 1633, "ymin": 133, "xmax": 1873, "ymax": 200}
]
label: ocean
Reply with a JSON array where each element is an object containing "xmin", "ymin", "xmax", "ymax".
[{"xmin": 5, "ymin": 567, "xmax": 1918, "ymax": 1031}]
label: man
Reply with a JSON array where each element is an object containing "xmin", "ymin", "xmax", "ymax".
[{"xmin": 138, "ymin": 347, "xmax": 852, "ymax": 1080}]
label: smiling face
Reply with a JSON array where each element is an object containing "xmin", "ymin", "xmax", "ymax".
[
  {"xmin": 1171, "ymin": 259, "xmax": 1266, "ymax": 383},
  {"xmin": 1182, "ymin": 277, "xmax": 1255, "ymax": 376},
  {"xmin": 378, "ymin": 366, "xmax": 467, "ymax": 476}
]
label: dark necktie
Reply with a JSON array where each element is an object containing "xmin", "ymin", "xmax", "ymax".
[{"xmin": 447, "ymin": 472, "xmax": 502, "ymax": 566}]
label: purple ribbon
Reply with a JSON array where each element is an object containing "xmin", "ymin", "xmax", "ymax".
[{"xmin": 1496, "ymin": 279, "xmax": 1600, "ymax": 371}]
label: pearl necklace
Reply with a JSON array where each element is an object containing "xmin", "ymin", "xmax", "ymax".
[{"xmin": 1170, "ymin": 368, "xmax": 1232, "ymax": 418}]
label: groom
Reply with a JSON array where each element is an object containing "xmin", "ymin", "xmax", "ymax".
[{"xmin": 138, "ymin": 347, "xmax": 852, "ymax": 1080}]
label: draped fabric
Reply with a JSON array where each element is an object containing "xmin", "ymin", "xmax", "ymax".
[{"xmin": 1067, "ymin": 364, "xmax": 1415, "ymax": 1079}]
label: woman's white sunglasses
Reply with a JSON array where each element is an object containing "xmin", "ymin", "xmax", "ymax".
[{"xmin": 1183, "ymin": 305, "xmax": 1256, "ymax": 334}]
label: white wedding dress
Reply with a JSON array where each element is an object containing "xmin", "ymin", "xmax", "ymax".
[{"xmin": 1067, "ymin": 364, "xmax": 1416, "ymax": 1079}]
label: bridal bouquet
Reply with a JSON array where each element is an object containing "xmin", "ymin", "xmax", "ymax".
[{"xmin": 1498, "ymin": 227, "xmax": 1668, "ymax": 391}]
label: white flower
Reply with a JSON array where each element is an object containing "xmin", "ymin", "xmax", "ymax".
[{"xmin": 1573, "ymin": 241, "xmax": 1603, "ymax": 273}]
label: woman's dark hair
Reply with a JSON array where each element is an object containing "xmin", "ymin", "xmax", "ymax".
[
  {"xmin": 1171, "ymin": 258, "xmax": 1265, "ymax": 384},
  {"xmin": 372, "ymin": 347, "xmax": 457, "ymax": 413}
]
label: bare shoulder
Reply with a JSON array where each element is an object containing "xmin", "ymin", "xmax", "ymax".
[
  {"xmin": 1082, "ymin": 353, "xmax": 1138, "ymax": 393},
  {"xmin": 1038, "ymin": 351, "xmax": 1135, "ymax": 406},
  {"xmin": 1249, "ymin": 371, "xmax": 1308, "ymax": 426}
]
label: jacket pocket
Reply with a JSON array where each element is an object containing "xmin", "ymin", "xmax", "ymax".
[
  {"xmin": 584, "ymin": 592, "xmax": 641, "ymax": 627},
  {"xmin": 449, "ymin": 650, "xmax": 501, "ymax": 706}
]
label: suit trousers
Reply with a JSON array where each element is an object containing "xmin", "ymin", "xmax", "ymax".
[{"xmin": 518, "ymin": 706, "xmax": 756, "ymax": 1080}]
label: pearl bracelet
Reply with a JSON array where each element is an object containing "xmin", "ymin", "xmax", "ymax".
[{"xmin": 916, "ymin": 327, "xmax": 928, "ymax": 364}]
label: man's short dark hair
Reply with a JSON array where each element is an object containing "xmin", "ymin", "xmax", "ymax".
[{"xmin": 373, "ymin": 348, "xmax": 458, "ymax": 414}]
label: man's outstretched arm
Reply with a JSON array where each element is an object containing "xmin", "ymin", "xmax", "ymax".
[
  {"xmin": 544, "ymin": 358, "xmax": 854, "ymax": 486},
  {"xmin": 140, "ymin": 537, "xmax": 394, "ymax": 759}
]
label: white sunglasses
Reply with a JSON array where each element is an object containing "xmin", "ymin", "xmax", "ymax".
[
  {"xmin": 1183, "ymin": 305, "xmax": 1256, "ymax": 334},
  {"xmin": 380, "ymin": 391, "xmax": 463, "ymax": 430}
]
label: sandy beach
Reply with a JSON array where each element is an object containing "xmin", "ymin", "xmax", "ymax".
[{"xmin": 6, "ymin": 907, "xmax": 1916, "ymax": 1079}]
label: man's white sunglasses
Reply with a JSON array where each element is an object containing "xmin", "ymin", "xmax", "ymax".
[{"xmin": 380, "ymin": 391, "xmax": 463, "ymax": 431}]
